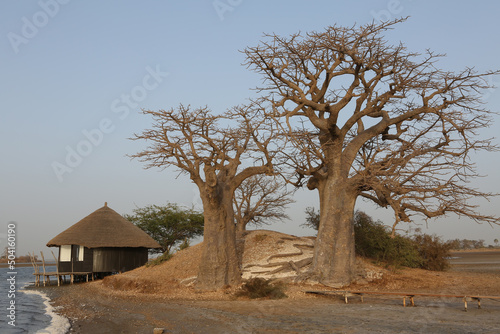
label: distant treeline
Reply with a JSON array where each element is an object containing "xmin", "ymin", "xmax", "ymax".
[
  {"xmin": 0, "ymin": 248, "xmax": 40, "ymax": 263},
  {"xmin": 447, "ymin": 239, "xmax": 490, "ymax": 250}
]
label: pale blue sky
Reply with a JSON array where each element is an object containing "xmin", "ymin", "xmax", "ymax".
[{"xmin": 1, "ymin": 0, "xmax": 499, "ymax": 256}]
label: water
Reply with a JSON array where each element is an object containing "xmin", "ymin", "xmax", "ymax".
[{"xmin": 0, "ymin": 265, "xmax": 70, "ymax": 334}]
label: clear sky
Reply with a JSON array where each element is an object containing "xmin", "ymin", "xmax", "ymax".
[{"xmin": 1, "ymin": 0, "xmax": 499, "ymax": 256}]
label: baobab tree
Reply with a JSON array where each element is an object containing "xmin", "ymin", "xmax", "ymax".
[
  {"xmin": 233, "ymin": 174, "xmax": 295, "ymax": 234},
  {"xmin": 131, "ymin": 103, "xmax": 278, "ymax": 290},
  {"xmin": 244, "ymin": 18, "xmax": 500, "ymax": 286}
]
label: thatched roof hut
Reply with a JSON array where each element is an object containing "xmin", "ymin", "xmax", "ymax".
[
  {"xmin": 47, "ymin": 202, "xmax": 160, "ymax": 249},
  {"xmin": 47, "ymin": 202, "xmax": 161, "ymax": 274}
]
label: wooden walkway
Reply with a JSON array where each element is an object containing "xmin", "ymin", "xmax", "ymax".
[
  {"xmin": 29, "ymin": 250, "xmax": 94, "ymax": 287},
  {"xmin": 33, "ymin": 271, "xmax": 94, "ymax": 287},
  {"xmin": 305, "ymin": 290, "xmax": 500, "ymax": 311}
]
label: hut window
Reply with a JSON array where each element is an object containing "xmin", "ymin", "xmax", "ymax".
[
  {"xmin": 60, "ymin": 245, "xmax": 71, "ymax": 262},
  {"xmin": 76, "ymin": 245, "xmax": 84, "ymax": 261}
]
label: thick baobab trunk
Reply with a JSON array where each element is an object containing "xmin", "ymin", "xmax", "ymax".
[
  {"xmin": 311, "ymin": 174, "xmax": 357, "ymax": 287},
  {"xmin": 196, "ymin": 190, "xmax": 241, "ymax": 290}
]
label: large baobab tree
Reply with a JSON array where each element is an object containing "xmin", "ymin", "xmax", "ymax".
[
  {"xmin": 131, "ymin": 104, "xmax": 277, "ymax": 290},
  {"xmin": 233, "ymin": 174, "xmax": 294, "ymax": 234},
  {"xmin": 244, "ymin": 18, "xmax": 500, "ymax": 286}
]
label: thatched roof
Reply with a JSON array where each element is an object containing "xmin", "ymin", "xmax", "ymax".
[{"xmin": 47, "ymin": 203, "xmax": 161, "ymax": 249}]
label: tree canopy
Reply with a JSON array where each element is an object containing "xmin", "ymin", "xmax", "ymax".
[{"xmin": 124, "ymin": 203, "xmax": 204, "ymax": 254}]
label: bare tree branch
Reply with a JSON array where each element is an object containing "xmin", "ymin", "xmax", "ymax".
[{"xmin": 233, "ymin": 175, "xmax": 295, "ymax": 233}]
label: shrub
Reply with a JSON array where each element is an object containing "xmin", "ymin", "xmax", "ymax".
[
  {"xmin": 177, "ymin": 238, "xmax": 190, "ymax": 251},
  {"xmin": 354, "ymin": 211, "xmax": 422, "ymax": 268},
  {"xmin": 235, "ymin": 278, "xmax": 287, "ymax": 299},
  {"xmin": 145, "ymin": 252, "xmax": 173, "ymax": 267},
  {"xmin": 385, "ymin": 235, "xmax": 424, "ymax": 268},
  {"xmin": 413, "ymin": 234, "xmax": 452, "ymax": 271}
]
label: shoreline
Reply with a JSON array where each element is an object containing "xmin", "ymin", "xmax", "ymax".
[{"xmin": 21, "ymin": 286, "xmax": 71, "ymax": 333}]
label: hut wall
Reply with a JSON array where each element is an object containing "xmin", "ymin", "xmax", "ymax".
[
  {"xmin": 92, "ymin": 247, "xmax": 148, "ymax": 273},
  {"xmin": 58, "ymin": 245, "xmax": 93, "ymax": 273}
]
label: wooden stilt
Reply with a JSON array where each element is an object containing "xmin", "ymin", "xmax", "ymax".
[
  {"xmin": 40, "ymin": 252, "xmax": 47, "ymax": 286},
  {"xmin": 29, "ymin": 252, "xmax": 40, "ymax": 287},
  {"xmin": 51, "ymin": 250, "xmax": 60, "ymax": 287}
]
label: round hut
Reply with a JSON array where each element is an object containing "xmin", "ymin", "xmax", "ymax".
[{"xmin": 47, "ymin": 202, "xmax": 161, "ymax": 275}]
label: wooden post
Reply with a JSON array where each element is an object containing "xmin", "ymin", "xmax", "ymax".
[
  {"xmin": 71, "ymin": 246, "xmax": 74, "ymax": 282},
  {"xmin": 40, "ymin": 252, "xmax": 48, "ymax": 286},
  {"xmin": 56, "ymin": 256, "xmax": 60, "ymax": 286},
  {"xmin": 51, "ymin": 250, "xmax": 60, "ymax": 286},
  {"xmin": 29, "ymin": 252, "xmax": 40, "ymax": 287}
]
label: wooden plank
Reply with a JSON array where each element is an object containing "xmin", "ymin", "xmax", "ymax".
[
  {"xmin": 305, "ymin": 290, "xmax": 500, "ymax": 311},
  {"xmin": 33, "ymin": 271, "xmax": 94, "ymax": 286},
  {"xmin": 306, "ymin": 290, "xmax": 500, "ymax": 299}
]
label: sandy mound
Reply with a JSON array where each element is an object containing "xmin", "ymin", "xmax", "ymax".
[{"xmin": 101, "ymin": 241, "xmax": 203, "ymax": 298}]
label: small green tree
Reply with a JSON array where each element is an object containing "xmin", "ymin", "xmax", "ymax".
[{"xmin": 124, "ymin": 203, "xmax": 204, "ymax": 254}]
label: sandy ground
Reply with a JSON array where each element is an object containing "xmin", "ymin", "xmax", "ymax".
[
  {"xmin": 41, "ymin": 283, "xmax": 500, "ymax": 334},
  {"xmin": 34, "ymin": 248, "xmax": 500, "ymax": 334}
]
